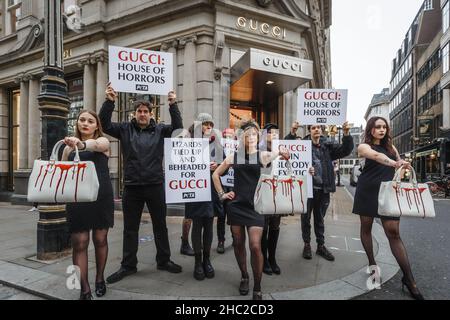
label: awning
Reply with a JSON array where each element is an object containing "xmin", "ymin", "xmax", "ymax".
[{"xmin": 230, "ymin": 48, "xmax": 313, "ymax": 100}]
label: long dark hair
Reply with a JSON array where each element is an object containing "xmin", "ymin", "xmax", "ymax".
[
  {"xmin": 364, "ymin": 117, "xmax": 395, "ymax": 156},
  {"xmin": 75, "ymin": 110, "xmax": 105, "ymax": 140}
]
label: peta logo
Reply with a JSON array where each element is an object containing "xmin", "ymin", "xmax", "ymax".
[
  {"xmin": 66, "ymin": 265, "xmax": 81, "ymax": 290},
  {"xmin": 366, "ymin": 265, "xmax": 381, "ymax": 290},
  {"xmin": 136, "ymin": 84, "xmax": 148, "ymax": 91},
  {"xmin": 316, "ymin": 118, "xmax": 327, "ymax": 124},
  {"xmin": 182, "ymin": 192, "xmax": 195, "ymax": 199}
]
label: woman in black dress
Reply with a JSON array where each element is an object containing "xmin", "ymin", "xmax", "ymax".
[
  {"xmin": 212, "ymin": 120, "xmax": 288, "ymax": 300},
  {"xmin": 353, "ymin": 117, "xmax": 423, "ymax": 299},
  {"xmin": 62, "ymin": 110, "xmax": 113, "ymax": 300},
  {"xmin": 184, "ymin": 113, "xmax": 222, "ymax": 280}
]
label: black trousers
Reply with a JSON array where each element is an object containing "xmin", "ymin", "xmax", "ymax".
[
  {"xmin": 121, "ymin": 184, "xmax": 171, "ymax": 268},
  {"xmin": 301, "ymin": 189, "xmax": 330, "ymax": 246}
]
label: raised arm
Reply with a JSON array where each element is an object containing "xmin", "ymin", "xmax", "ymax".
[
  {"xmin": 162, "ymin": 91, "xmax": 183, "ymax": 137},
  {"xmin": 99, "ymin": 84, "xmax": 122, "ymax": 139}
]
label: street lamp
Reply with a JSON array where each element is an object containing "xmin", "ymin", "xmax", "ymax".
[{"xmin": 35, "ymin": 0, "xmax": 82, "ymax": 260}]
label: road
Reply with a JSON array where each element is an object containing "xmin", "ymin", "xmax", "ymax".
[
  {"xmin": 341, "ymin": 175, "xmax": 450, "ymax": 300},
  {"xmin": 0, "ymin": 284, "xmax": 44, "ymax": 300}
]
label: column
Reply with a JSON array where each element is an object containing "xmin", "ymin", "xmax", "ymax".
[
  {"xmin": 28, "ymin": 77, "xmax": 40, "ymax": 168},
  {"xmin": 180, "ymin": 36, "xmax": 197, "ymax": 126},
  {"xmin": 160, "ymin": 40, "xmax": 178, "ymax": 124},
  {"xmin": 19, "ymin": 79, "xmax": 29, "ymax": 169},
  {"xmin": 95, "ymin": 53, "xmax": 108, "ymax": 113},
  {"xmin": 0, "ymin": 88, "xmax": 8, "ymax": 176},
  {"xmin": 443, "ymin": 89, "xmax": 450, "ymax": 130},
  {"xmin": 83, "ymin": 61, "xmax": 96, "ymax": 111}
]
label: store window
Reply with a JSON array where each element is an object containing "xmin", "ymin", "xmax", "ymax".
[
  {"xmin": 66, "ymin": 74, "xmax": 84, "ymax": 136},
  {"xmin": 444, "ymin": 1, "xmax": 450, "ymax": 33},
  {"xmin": 443, "ymin": 43, "xmax": 450, "ymax": 74},
  {"xmin": 3, "ymin": 0, "xmax": 21, "ymax": 35}
]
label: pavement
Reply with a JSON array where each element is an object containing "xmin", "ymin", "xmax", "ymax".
[{"xmin": 0, "ymin": 185, "xmax": 400, "ymax": 300}]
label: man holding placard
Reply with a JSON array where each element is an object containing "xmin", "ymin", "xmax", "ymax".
[
  {"xmin": 99, "ymin": 83, "xmax": 183, "ymax": 284},
  {"xmin": 301, "ymin": 123, "xmax": 353, "ymax": 261}
]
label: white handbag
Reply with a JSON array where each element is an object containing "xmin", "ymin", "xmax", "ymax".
[
  {"xmin": 27, "ymin": 140, "xmax": 100, "ymax": 203},
  {"xmin": 378, "ymin": 166, "xmax": 435, "ymax": 218},
  {"xmin": 254, "ymin": 158, "xmax": 308, "ymax": 215}
]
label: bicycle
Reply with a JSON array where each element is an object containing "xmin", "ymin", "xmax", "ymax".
[{"xmin": 426, "ymin": 175, "xmax": 450, "ymax": 198}]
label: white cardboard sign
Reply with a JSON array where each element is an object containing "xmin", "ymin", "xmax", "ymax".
[
  {"xmin": 164, "ymin": 138, "xmax": 211, "ymax": 204},
  {"xmin": 297, "ymin": 89, "xmax": 348, "ymax": 125},
  {"xmin": 272, "ymin": 140, "xmax": 313, "ymax": 198},
  {"xmin": 109, "ymin": 45, "xmax": 173, "ymax": 95},
  {"xmin": 220, "ymin": 138, "xmax": 239, "ymax": 187}
]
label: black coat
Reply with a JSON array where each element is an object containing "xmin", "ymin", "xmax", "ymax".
[
  {"xmin": 99, "ymin": 100, "xmax": 183, "ymax": 185},
  {"xmin": 303, "ymin": 135, "xmax": 354, "ymax": 193}
]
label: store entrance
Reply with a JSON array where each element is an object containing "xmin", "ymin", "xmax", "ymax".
[{"xmin": 229, "ymin": 69, "xmax": 279, "ymax": 130}]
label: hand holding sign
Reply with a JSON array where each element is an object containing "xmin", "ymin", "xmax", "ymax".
[
  {"xmin": 342, "ymin": 121, "xmax": 351, "ymax": 136},
  {"xmin": 105, "ymin": 82, "xmax": 117, "ymax": 102}
]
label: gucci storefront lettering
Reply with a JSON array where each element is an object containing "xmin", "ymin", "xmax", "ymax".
[
  {"xmin": 263, "ymin": 57, "xmax": 303, "ymax": 72},
  {"xmin": 236, "ymin": 17, "xmax": 286, "ymax": 39}
]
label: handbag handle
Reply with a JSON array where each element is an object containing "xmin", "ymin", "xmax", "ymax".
[
  {"xmin": 393, "ymin": 165, "xmax": 418, "ymax": 188},
  {"xmin": 50, "ymin": 140, "xmax": 80, "ymax": 163},
  {"xmin": 270, "ymin": 156, "xmax": 293, "ymax": 178}
]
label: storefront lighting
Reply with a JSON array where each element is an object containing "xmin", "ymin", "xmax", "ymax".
[{"xmin": 266, "ymin": 81, "xmax": 274, "ymax": 85}]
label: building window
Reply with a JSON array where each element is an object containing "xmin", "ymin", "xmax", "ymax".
[
  {"xmin": 443, "ymin": 42, "xmax": 450, "ymax": 74},
  {"xmin": 423, "ymin": 0, "xmax": 433, "ymax": 11},
  {"xmin": 444, "ymin": 1, "xmax": 450, "ymax": 33},
  {"xmin": 3, "ymin": 0, "xmax": 21, "ymax": 35}
]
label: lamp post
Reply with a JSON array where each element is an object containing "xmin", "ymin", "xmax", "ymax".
[{"xmin": 36, "ymin": 0, "xmax": 71, "ymax": 260}]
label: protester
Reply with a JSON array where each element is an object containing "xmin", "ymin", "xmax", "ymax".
[
  {"xmin": 99, "ymin": 83, "xmax": 183, "ymax": 284},
  {"xmin": 184, "ymin": 113, "xmax": 222, "ymax": 280},
  {"xmin": 353, "ymin": 117, "xmax": 424, "ymax": 300},
  {"xmin": 284, "ymin": 121, "xmax": 301, "ymax": 140},
  {"xmin": 301, "ymin": 122, "xmax": 353, "ymax": 262},
  {"xmin": 212, "ymin": 120, "xmax": 289, "ymax": 300},
  {"xmin": 62, "ymin": 110, "xmax": 114, "ymax": 300}
]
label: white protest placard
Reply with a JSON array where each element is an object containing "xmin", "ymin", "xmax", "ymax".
[
  {"xmin": 272, "ymin": 140, "xmax": 313, "ymax": 198},
  {"xmin": 297, "ymin": 89, "xmax": 347, "ymax": 125},
  {"xmin": 164, "ymin": 138, "xmax": 211, "ymax": 204},
  {"xmin": 109, "ymin": 45, "xmax": 173, "ymax": 95},
  {"xmin": 220, "ymin": 138, "xmax": 239, "ymax": 187}
]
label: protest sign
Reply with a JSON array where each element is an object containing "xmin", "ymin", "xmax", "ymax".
[
  {"xmin": 297, "ymin": 89, "xmax": 347, "ymax": 125},
  {"xmin": 109, "ymin": 45, "xmax": 173, "ymax": 95},
  {"xmin": 164, "ymin": 138, "xmax": 211, "ymax": 204},
  {"xmin": 272, "ymin": 140, "xmax": 313, "ymax": 198},
  {"xmin": 220, "ymin": 138, "xmax": 239, "ymax": 187}
]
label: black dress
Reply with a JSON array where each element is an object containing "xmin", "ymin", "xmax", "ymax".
[
  {"xmin": 66, "ymin": 150, "xmax": 114, "ymax": 232},
  {"xmin": 226, "ymin": 151, "xmax": 265, "ymax": 228},
  {"xmin": 353, "ymin": 145, "xmax": 399, "ymax": 220}
]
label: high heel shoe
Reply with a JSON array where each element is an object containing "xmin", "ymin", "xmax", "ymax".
[
  {"xmin": 95, "ymin": 280, "xmax": 107, "ymax": 297},
  {"xmin": 239, "ymin": 278, "xmax": 249, "ymax": 296},
  {"xmin": 252, "ymin": 291, "xmax": 263, "ymax": 300},
  {"xmin": 401, "ymin": 277, "xmax": 425, "ymax": 300}
]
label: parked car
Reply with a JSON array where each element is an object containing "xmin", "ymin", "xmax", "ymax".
[{"xmin": 350, "ymin": 163, "xmax": 362, "ymax": 186}]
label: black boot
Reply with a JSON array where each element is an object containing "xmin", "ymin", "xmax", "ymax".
[
  {"xmin": 193, "ymin": 254, "xmax": 205, "ymax": 280},
  {"xmin": 203, "ymin": 252, "xmax": 215, "ymax": 279},
  {"xmin": 180, "ymin": 237, "xmax": 195, "ymax": 256},
  {"xmin": 268, "ymin": 228, "xmax": 281, "ymax": 275}
]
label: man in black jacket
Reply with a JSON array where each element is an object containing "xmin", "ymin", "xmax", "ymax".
[
  {"xmin": 301, "ymin": 123, "xmax": 353, "ymax": 262},
  {"xmin": 100, "ymin": 84, "xmax": 183, "ymax": 284}
]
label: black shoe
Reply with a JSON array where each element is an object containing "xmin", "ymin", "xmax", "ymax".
[
  {"xmin": 203, "ymin": 256, "xmax": 215, "ymax": 279},
  {"xmin": 302, "ymin": 244, "xmax": 312, "ymax": 260},
  {"xmin": 217, "ymin": 241, "xmax": 225, "ymax": 254},
  {"xmin": 79, "ymin": 291, "xmax": 93, "ymax": 300},
  {"xmin": 95, "ymin": 281, "xmax": 106, "ymax": 297},
  {"xmin": 401, "ymin": 277, "xmax": 425, "ymax": 300},
  {"xmin": 180, "ymin": 239, "xmax": 195, "ymax": 256},
  {"xmin": 269, "ymin": 259, "xmax": 281, "ymax": 275},
  {"xmin": 263, "ymin": 259, "xmax": 273, "ymax": 275},
  {"xmin": 106, "ymin": 266, "xmax": 137, "ymax": 284},
  {"xmin": 252, "ymin": 291, "xmax": 263, "ymax": 300},
  {"xmin": 316, "ymin": 245, "xmax": 335, "ymax": 261},
  {"xmin": 194, "ymin": 255, "xmax": 205, "ymax": 281},
  {"xmin": 239, "ymin": 278, "xmax": 249, "ymax": 296},
  {"xmin": 157, "ymin": 260, "xmax": 182, "ymax": 273}
]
